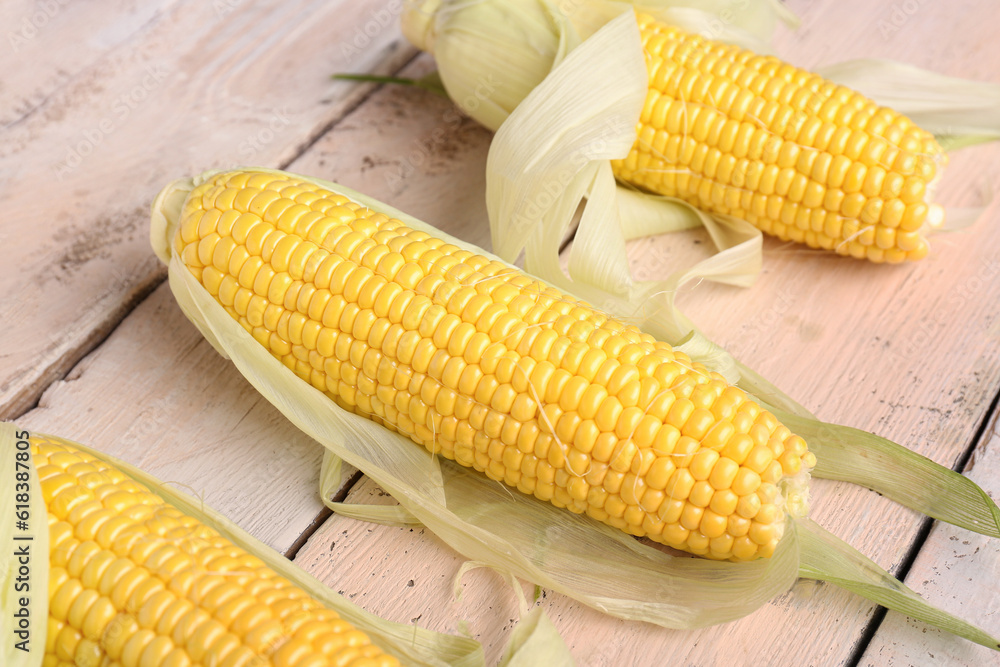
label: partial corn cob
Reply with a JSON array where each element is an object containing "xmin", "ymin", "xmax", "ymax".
[
  {"xmin": 614, "ymin": 15, "xmax": 945, "ymax": 263},
  {"xmin": 30, "ymin": 433, "xmax": 399, "ymax": 667},
  {"xmin": 171, "ymin": 168, "xmax": 816, "ymax": 562}
]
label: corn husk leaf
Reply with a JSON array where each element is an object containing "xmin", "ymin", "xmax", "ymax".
[
  {"xmin": 154, "ymin": 168, "xmax": 802, "ymax": 629},
  {"xmin": 796, "ymin": 518, "xmax": 1000, "ymax": 651},
  {"xmin": 616, "ymin": 186, "xmax": 702, "ymax": 238},
  {"xmin": 498, "ymin": 607, "xmax": 575, "ymax": 667},
  {"xmin": 484, "ymin": 11, "xmax": 814, "ymax": 423},
  {"xmin": 0, "ymin": 423, "xmax": 48, "ymax": 667},
  {"xmin": 777, "ymin": 412, "xmax": 1000, "ymax": 539},
  {"xmin": 319, "ymin": 448, "xmax": 424, "ymax": 526},
  {"xmin": 0, "ymin": 424, "xmax": 483, "ymax": 667},
  {"xmin": 402, "ymin": 0, "xmax": 797, "ymax": 134}
]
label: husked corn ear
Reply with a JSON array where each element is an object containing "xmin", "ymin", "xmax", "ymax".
[
  {"xmin": 612, "ymin": 14, "xmax": 946, "ymax": 263},
  {"xmin": 174, "ymin": 169, "xmax": 816, "ymax": 562},
  {"xmin": 31, "ymin": 435, "xmax": 399, "ymax": 667}
]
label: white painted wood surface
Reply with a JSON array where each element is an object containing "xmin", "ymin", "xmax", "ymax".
[
  {"xmin": 0, "ymin": 0, "xmax": 416, "ymax": 418},
  {"xmin": 2, "ymin": 0, "xmax": 1000, "ymax": 665}
]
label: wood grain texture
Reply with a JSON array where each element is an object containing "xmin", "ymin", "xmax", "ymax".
[
  {"xmin": 0, "ymin": 0, "xmax": 416, "ymax": 419},
  {"xmin": 290, "ymin": 55, "xmax": 496, "ymax": 251},
  {"xmin": 1, "ymin": 0, "xmax": 175, "ymax": 127}
]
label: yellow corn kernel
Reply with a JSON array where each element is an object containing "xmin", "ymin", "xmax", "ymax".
[{"xmin": 609, "ymin": 16, "xmax": 946, "ymax": 263}]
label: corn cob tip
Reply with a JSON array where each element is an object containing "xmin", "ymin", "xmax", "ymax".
[{"xmin": 401, "ymin": 0, "xmax": 441, "ymax": 54}]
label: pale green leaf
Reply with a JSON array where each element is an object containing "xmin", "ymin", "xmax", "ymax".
[
  {"xmin": 776, "ymin": 412, "xmax": 1000, "ymax": 539},
  {"xmin": 818, "ymin": 59, "xmax": 1000, "ymax": 144},
  {"xmin": 498, "ymin": 608, "xmax": 576, "ymax": 667},
  {"xmin": 485, "ymin": 11, "xmax": 647, "ymax": 263},
  {"xmin": 797, "ymin": 518, "xmax": 1000, "ymax": 651},
  {"xmin": 616, "ymin": 186, "xmax": 703, "ymax": 239}
]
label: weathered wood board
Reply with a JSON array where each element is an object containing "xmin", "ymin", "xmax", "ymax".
[
  {"xmin": 0, "ymin": 0, "xmax": 416, "ymax": 419},
  {"xmin": 4, "ymin": 0, "xmax": 1000, "ymax": 664}
]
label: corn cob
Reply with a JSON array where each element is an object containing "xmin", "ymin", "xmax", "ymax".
[
  {"xmin": 614, "ymin": 15, "xmax": 945, "ymax": 263},
  {"xmin": 29, "ymin": 433, "xmax": 399, "ymax": 667},
  {"xmin": 171, "ymin": 168, "xmax": 816, "ymax": 562},
  {"xmin": 400, "ymin": 5, "xmax": 949, "ymax": 263}
]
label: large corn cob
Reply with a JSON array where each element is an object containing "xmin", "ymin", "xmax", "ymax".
[
  {"xmin": 29, "ymin": 433, "xmax": 398, "ymax": 666},
  {"xmin": 615, "ymin": 15, "xmax": 945, "ymax": 263},
  {"xmin": 171, "ymin": 168, "xmax": 816, "ymax": 562}
]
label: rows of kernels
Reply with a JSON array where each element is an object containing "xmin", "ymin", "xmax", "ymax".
[
  {"xmin": 176, "ymin": 170, "xmax": 816, "ymax": 561},
  {"xmin": 32, "ymin": 437, "xmax": 398, "ymax": 666},
  {"xmin": 612, "ymin": 15, "xmax": 945, "ymax": 263}
]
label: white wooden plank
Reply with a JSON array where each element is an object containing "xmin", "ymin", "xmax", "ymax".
[
  {"xmin": 861, "ymin": 410, "xmax": 1000, "ymax": 667},
  {"xmin": 1, "ymin": 0, "xmax": 174, "ymax": 126},
  {"xmin": 0, "ymin": 0, "xmax": 416, "ymax": 419}
]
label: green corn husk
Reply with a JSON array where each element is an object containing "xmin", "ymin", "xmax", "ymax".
[
  {"xmin": 151, "ymin": 164, "xmax": 1000, "ymax": 649},
  {"xmin": 0, "ymin": 423, "xmax": 488, "ymax": 667}
]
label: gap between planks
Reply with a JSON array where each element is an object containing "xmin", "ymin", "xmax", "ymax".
[{"xmin": 845, "ymin": 386, "xmax": 1000, "ymax": 666}]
